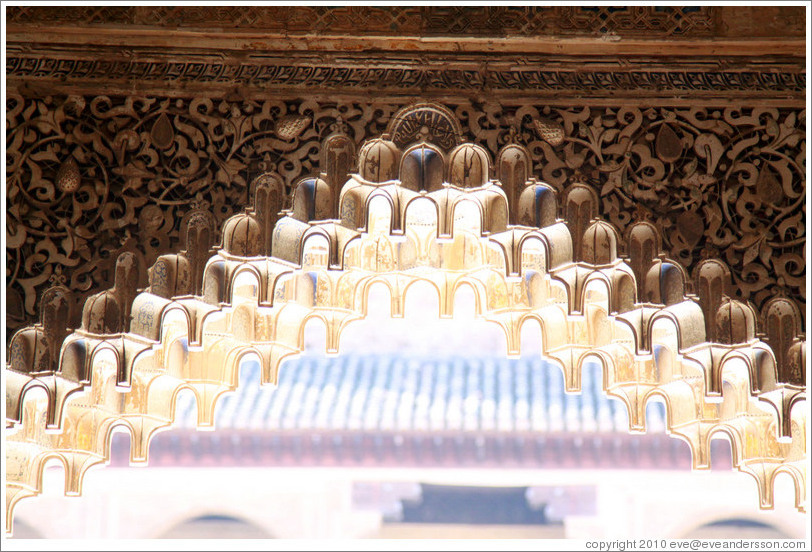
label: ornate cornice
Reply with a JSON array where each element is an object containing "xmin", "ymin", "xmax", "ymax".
[
  {"xmin": 6, "ymin": 48, "xmax": 806, "ymax": 103},
  {"xmin": 6, "ymin": 6, "xmax": 805, "ymax": 103}
]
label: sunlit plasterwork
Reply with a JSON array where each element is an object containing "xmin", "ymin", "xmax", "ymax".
[{"xmin": 5, "ymin": 105, "xmax": 807, "ymax": 534}]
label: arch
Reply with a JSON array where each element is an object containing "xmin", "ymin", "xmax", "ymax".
[
  {"xmin": 291, "ymin": 175, "xmax": 333, "ymax": 223},
  {"xmin": 485, "ymin": 240, "xmax": 508, "ymax": 274},
  {"xmin": 32, "ymin": 453, "xmax": 72, "ymax": 497},
  {"xmin": 251, "ymin": 172, "xmax": 286, "ymax": 255},
  {"xmin": 762, "ymin": 297, "xmax": 803, "ymax": 383},
  {"xmin": 452, "ymin": 278, "xmax": 486, "ymax": 317},
  {"xmin": 578, "ymin": 272, "xmax": 613, "ymax": 315},
  {"xmin": 230, "ymin": 264, "xmax": 265, "ymax": 304},
  {"xmin": 481, "ymin": 187, "xmax": 510, "ymax": 234},
  {"xmin": 649, "ymin": 315, "xmax": 680, "ymax": 360},
  {"xmin": 575, "ymin": 350, "xmax": 615, "ymax": 395},
  {"xmin": 403, "ymin": 194, "xmax": 441, "ymax": 241},
  {"xmin": 486, "ymin": 237, "xmax": 512, "ymax": 275},
  {"xmin": 357, "ymin": 136, "xmax": 401, "ymax": 184},
  {"xmin": 532, "ymin": 304, "xmax": 569, "ymax": 351},
  {"xmin": 223, "ymin": 345, "xmax": 269, "ymax": 388},
  {"xmin": 100, "ymin": 419, "xmax": 138, "ymax": 464},
  {"xmin": 496, "ymin": 144, "xmax": 531, "ymax": 220},
  {"xmin": 706, "ymin": 425, "xmax": 743, "ymax": 467},
  {"xmin": 661, "ymin": 262, "xmax": 686, "ymax": 305},
  {"xmin": 334, "ymin": 233, "xmax": 363, "ymax": 271},
  {"xmin": 694, "ymin": 258, "xmax": 732, "ymax": 341},
  {"xmin": 157, "ymin": 303, "xmax": 195, "ymax": 346},
  {"xmin": 641, "ymin": 387, "xmax": 690, "ymax": 440},
  {"xmin": 361, "ymin": 235, "xmax": 396, "ymax": 273},
  {"xmin": 581, "ymin": 220, "xmax": 620, "ymax": 266},
  {"xmin": 89, "ymin": 339, "xmax": 124, "ymax": 386},
  {"xmin": 148, "ymin": 255, "xmax": 190, "ymax": 300},
  {"xmin": 363, "ymin": 279, "xmax": 396, "ymax": 320},
  {"xmin": 718, "ymin": 358, "xmax": 752, "ymax": 420},
  {"xmin": 168, "ymin": 384, "xmax": 202, "ymax": 427},
  {"xmin": 298, "ymin": 311, "xmax": 331, "ymax": 353},
  {"xmin": 164, "ymin": 336, "xmax": 190, "ymax": 379},
  {"xmin": 13, "ymin": 379, "xmax": 54, "ymax": 429},
  {"xmin": 751, "ymin": 347, "xmax": 778, "ymax": 394},
  {"xmin": 300, "ymin": 228, "xmax": 334, "ymax": 268},
  {"xmin": 517, "ymin": 313, "xmax": 547, "ymax": 357},
  {"xmin": 450, "ymin": 197, "xmax": 485, "ymax": 236},
  {"xmin": 771, "ymin": 464, "xmax": 806, "ymax": 511},
  {"xmin": 320, "ymin": 132, "xmax": 356, "ymax": 211},
  {"xmin": 645, "ymin": 260, "xmax": 688, "ymax": 305},
  {"xmin": 301, "ymin": 232, "xmax": 332, "ymax": 269},
  {"xmin": 626, "ymin": 221, "xmax": 661, "ymax": 284},
  {"xmin": 364, "ymin": 191, "xmax": 397, "ymax": 235},
  {"xmin": 678, "ymin": 513, "xmax": 796, "ymax": 540},
  {"xmin": 221, "ymin": 212, "xmax": 263, "ymax": 258},
  {"xmin": 157, "ymin": 513, "xmax": 274, "ymax": 539},
  {"xmin": 715, "ymin": 348, "xmax": 770, "ymax": 398},
  {"xmin": 537, "ymin": 222, "xmax": 574, "ymax": 271},
  {"xmin": 517, "ymin": 232, "xmax": 551, "ymax": 276},
  {"xmin": 446, "ymin": 142, "xmax": 491, "ymax": 188},
  {"xmin": 401, "ymin": 277, "xmax": 443, "ymax": 320},
  {"xmin": 400, "ymin": 142, "xmax": 445, "ymax": 192},
  {"xmin": 645, "ymin": 310, "xmax": 688, "ymax": 353},
  {"xmin": 563, "ymin": 183, "xmax": 599, "ymax": 261}
]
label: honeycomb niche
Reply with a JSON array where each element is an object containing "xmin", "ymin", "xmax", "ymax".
[{"xmin": 5, "ymin": 103, "xmax": 807, "ymax": 535}]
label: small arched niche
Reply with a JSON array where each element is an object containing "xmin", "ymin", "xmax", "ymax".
[
  {"xmin": 366, "ymin": 194, "xmax": 394, "ymax": 235},
  {"xmin": 302, "ymin": 234, "xmax": 331, "ymax": 269}
]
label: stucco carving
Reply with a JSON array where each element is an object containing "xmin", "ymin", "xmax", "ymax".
[
  {"xmin": 5, "ymin": 109, "xmax": 807, "ymax": 532},
  {"xmin": 7, "ymin": 97, "xmax": 805, "ymax": 344}
]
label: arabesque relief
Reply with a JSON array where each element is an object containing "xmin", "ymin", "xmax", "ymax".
[{"xmin": 7, "ymin": 98, "xmax": 806, "ymax": 344}]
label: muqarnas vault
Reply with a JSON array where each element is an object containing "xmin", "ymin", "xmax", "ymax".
[{"xmin": 5, "ymin": 104, "xmax": 807, "ymax": 534}]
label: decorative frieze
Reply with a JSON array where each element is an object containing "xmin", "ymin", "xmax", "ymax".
[
  {"xmin": 6, "ymin": 50, "xmax": 805, "ymax": 101},
  {"xmin": 5, "ymin": 6, "xmax": 723, "ymax": 37}
]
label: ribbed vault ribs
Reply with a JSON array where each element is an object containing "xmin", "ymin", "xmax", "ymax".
[{"xmin": 4, "ymin": 104, "xmax": 807, "ymax": 535}]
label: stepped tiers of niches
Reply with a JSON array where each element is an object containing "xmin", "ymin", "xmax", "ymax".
[{"xmin": 5, "ymin": 135, "xmax": 807, "ymax": 533}]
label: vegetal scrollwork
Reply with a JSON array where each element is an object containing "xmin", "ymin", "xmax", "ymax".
[{"xmin": 6, "ymin": 97, "xmax": 805, "ymax": 340}]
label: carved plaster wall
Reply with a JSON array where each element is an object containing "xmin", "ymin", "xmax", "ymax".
[{"xmin": 7, "ymin": 97, "xmax": 806, "ymax": 341}]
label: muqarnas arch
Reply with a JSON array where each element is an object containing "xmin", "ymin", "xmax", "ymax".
[{"xmin": 5, "ymin": 106, "xmax": 807, "ymax": 534}]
